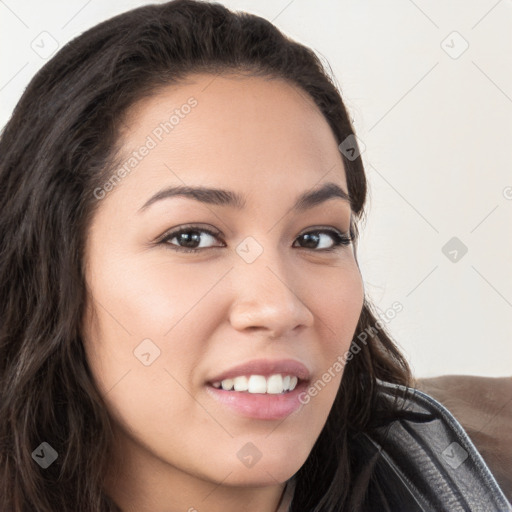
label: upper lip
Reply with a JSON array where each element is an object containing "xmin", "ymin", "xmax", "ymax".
[{"xmin": 207, "ymin": 358, "xmax": 311, "ymax": 384}]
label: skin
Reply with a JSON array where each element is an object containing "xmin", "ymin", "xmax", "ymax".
[{"xmin": 82, "ymin": 73, "xmax": 365, "ymax": 512}]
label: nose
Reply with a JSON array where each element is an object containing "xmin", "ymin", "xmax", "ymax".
[{"xmin": 228, "ymin": 249, "xmax": 315, "ymax": 339}]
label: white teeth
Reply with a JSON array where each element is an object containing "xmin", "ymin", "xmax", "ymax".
[
  {"xmin": 233, "ymin": 376, "xmax": 248, "ymax": 391},
  {"xmin": 221, "ymin": 378, "xmax": 234, "ymax": 391},
  {"xmin": 248, "ymin": 375, "xmax": 267, "ymax": 393},
  {"xmin": 211, "ymin": 373, "xmax": 300, "ymax": 394},
  {"xmin": 266, "ymin": 374, "xmax": 283, "ymax": 394}
]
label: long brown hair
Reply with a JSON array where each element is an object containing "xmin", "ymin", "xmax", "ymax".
[{"xmin": 0, "ymin": 1, "xmax": 411, "ymax": 510}]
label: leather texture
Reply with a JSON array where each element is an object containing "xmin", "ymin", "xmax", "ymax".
[
  {"xmin": 348, "ymin": 380, "xmax": 512, "ymax": 511},
  {"xmin": 415, "ymin": 374, "xmax": 512, "ymax": 502}
]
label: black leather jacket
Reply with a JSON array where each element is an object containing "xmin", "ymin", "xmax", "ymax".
[{"xmin": 349, "ymin": 380, "xmax": 512, "ymax": 511}]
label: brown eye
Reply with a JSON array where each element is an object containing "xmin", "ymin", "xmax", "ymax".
[
  {"xmin": 159, "ymin": 226, "xmax": 224, "ymax": 253},
  {"xmin": 158, "ymin": 225, "xmax": 351, "ymax": 254},
  {"xmin": 294, "ymin": 229, "xmax": 352, "ymax": 251}
]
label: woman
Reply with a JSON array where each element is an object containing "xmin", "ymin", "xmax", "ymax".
[{"xmin": 0, "ymin": 1, "xmax": 509, "ymax": 510}]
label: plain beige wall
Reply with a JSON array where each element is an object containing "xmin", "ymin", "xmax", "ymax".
[{"xmin": 1, "ymin": 0, "xmax": 511, "ymax": 377}]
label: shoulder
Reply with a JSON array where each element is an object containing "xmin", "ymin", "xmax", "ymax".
[
  {"xmin": 350, "ymin": 380, "xmax": 512, "ymax": 512},
  {"xmin": 414, "ymin": 375, "xmax": 512, "ymax": 503}
]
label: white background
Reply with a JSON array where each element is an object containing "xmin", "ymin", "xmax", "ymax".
[{"xmin": 1, "ymin": 0, "xmax": 511, "ymax": 378}]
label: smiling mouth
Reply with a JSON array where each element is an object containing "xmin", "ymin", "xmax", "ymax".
[
  {"xmin": 207, "ymin": 374, "xmax": 305, "ymax": 395},
  {"xmin": 204, "ymin": 376, "xmax": 309, "ymax": 420}
]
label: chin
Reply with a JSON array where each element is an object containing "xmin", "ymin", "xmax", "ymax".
[{"xmin": 216, "ymin": 464, "xmax": 299, "ymax": 488}]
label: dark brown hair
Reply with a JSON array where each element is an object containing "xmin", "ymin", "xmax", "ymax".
[{"xmin": 0, "ymin": 1, "xmax": 411, "ymax": 510}]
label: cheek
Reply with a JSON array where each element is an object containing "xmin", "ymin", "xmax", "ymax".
[
  {"xmin": 82, "ymin": 267, "xmax": 214, "ymax": 456},
  {"xmin": 296, "ymin": 260, "xmax": 364, "ymax": 417},
  {"xmin": 313, "ymin": 259, "xmax": 364, "ymax": 349},
  {"xmin": 87, "ymin": 248, "xmax": 232, "ymax": 339},
  {"xmin": 81, "ymin": 252, "xmax": 227, "ymax": 409}
]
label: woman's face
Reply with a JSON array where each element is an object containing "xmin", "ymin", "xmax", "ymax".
[{"xmin": 82, "ymin": 73, "xmax": 364, "ymax": 506}]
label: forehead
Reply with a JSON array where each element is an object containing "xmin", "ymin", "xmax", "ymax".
[{"xmin": 109, "ymin": 73, "xmax": 348, "ymax": 206}]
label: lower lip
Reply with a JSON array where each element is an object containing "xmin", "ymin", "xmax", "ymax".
[{"xmin": 205, "ymin": 381, "xmax": 309, "ymax": 420}]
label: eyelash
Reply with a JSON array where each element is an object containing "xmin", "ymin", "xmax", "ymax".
[{"xmin": 157, "ymin": 224, "xmax": 352, "ymax": 254}]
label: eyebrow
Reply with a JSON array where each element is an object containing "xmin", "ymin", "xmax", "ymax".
[{"xmin": 138, "ymin": 181, "xmax": 351, "ymax": 213}]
